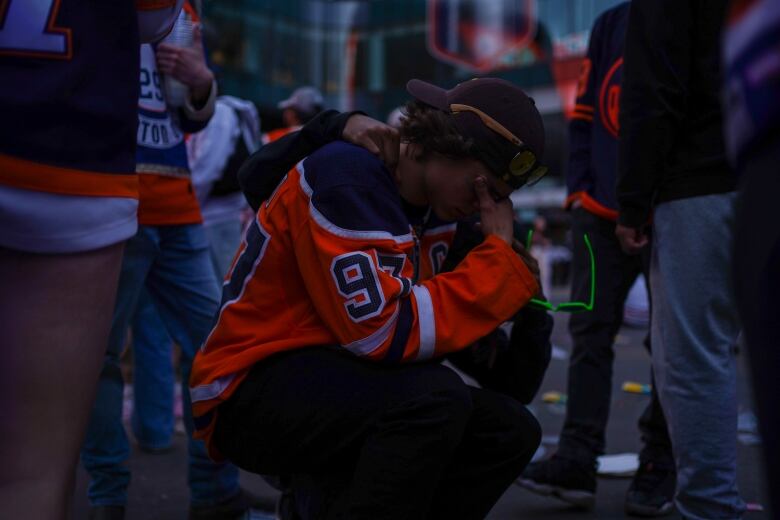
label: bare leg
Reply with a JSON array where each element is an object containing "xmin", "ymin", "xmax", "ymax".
[{"xmin": 0, "ymin": 242, "xmax": 125, "ymax": 519}]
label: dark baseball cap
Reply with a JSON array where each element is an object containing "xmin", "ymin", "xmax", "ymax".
[{"xmin": 406, "ymin": 77, "xmax": 547, "ymax": 189}]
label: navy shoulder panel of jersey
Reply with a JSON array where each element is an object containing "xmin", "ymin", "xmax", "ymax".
[
  {"xmin": 592, "ymin": 2, "xmax": 630, "ymax": 45},
  {"xmin": 303, "ymin": 141, "xmax": 410, "ymax": 236}
]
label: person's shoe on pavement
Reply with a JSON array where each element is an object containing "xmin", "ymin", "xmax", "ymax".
[
  {"xmin": 516, "ymin": 455, "xmax": 596, "ymax": 509},
  {"xmin": 625, "ymin": 459, "xmax": 676, "ymax": 517},
  {"xmin": 88, "ymin": 505, "xmax": 125, "ymax": 520},
  {"xmin": 188, "ymin": 488, "xmax": 276, "ymax": 520}
]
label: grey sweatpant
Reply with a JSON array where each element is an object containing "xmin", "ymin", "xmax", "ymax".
[{"xmin": 651, "ymin": 192, "xmax": 745, "ymax": 519}]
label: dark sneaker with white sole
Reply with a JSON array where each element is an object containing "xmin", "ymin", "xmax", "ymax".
[
  {"xmin": 516, "ymin": 456, "xmax": 596, "ymax": 509},
  {"xmin": 625, "ymin": 460, "xmax": 676, "ymax": 517}
]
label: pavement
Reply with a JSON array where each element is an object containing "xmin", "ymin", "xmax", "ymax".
[{"xmin": 72, "ymin": 299, "xmax": 771, "ymax": 519}]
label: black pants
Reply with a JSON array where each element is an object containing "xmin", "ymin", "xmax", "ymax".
[
  {"xmin": 214, "ymin": 347, "xmax": 541, "ymax": 520},
  {"xmin": 557, "ymin": 209, "xmax": 672, "ymax": 466},
  {"xmin": 734, "ymin": 138, "xmax": 780, "ymax": 508}
]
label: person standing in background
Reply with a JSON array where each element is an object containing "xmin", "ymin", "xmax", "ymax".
[
  {"xmin": 80, "ymin": 5, "xmax": 264, "ymax": 519},
  {"xmin": 0, "ymin": 2, "xmax": 184, "ymax": 518},
  {"xmin": 520, "ymin": 5, "xmax": 675, "ymax": 515},
  {"xmin": 262, "ymin": 86, "xmax": 324, "ymax": 144},
  {"xmin": 128, "ymin": 96, "xmax": 261, "ymax": 456},
  {"xmin": 189, "ymin": 96, "xmax": 261, "ymax": 279},
  {"xmin": 615, "ymin": 1, "xmax": 744, "ymax": 518},
  {"xmin": 723, "ymin": 0, "xmax": 780, "ymax": 512}
]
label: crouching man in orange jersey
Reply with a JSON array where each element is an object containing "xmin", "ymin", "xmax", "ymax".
[{"xmin": 191, "ymin": 78, "xmax": 551, "ymax": 519}]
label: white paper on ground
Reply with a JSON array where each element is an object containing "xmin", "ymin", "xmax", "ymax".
[{"xmin": 596, "ymin": 453, "xmax": 639, "ymax": 477}]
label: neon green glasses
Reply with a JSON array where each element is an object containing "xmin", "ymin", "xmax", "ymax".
[{"xmin": 525, "ymin": 230, "xmax": 595, "ymax": 313}]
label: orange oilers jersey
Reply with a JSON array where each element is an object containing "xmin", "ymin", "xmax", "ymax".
[{"xmin": 190, "ymin": 142, "xmax": 539, "ymax": 458}]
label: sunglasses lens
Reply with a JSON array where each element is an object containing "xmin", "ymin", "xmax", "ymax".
[
  {"xmin": 510, "ymin": 150, "xmax": 536, "ymax": 177},
  {"xmin": 526, "ymin": 166, "xmax": 549, "ymax": 186}
]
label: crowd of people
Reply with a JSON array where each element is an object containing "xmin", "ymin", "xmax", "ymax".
[{"xmin": 0, "ymin": 0, "xmax": 778, "ymax": 519}]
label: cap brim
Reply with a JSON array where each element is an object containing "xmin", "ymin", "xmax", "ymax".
[
  {"xmin": 406, "ymin": 79, "xmax": 448, "ymax": 110},
  {"xmin": 278, "ymin": 99, "xmax": 293, "ymax": 109}
]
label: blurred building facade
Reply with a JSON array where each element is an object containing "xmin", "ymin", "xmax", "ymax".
[{"xmin": 204, "ymin": 0, "xmax": 624, "ymax": 180}]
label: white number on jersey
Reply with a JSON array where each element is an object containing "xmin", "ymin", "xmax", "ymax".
[{"xmin": 0, "ymin": 0, "xmax": 71, "ymax": 59}]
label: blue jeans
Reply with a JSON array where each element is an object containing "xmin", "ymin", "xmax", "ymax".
[
  {"xmin": 204, "ymin": 218, "xmax": 244, "ymax": 280},
  {"xmin": 651, "ymin": 193, "xmax": 745, "ymax": 519},
  {"xmin": 81, "ymin": 224, "xmax": 239, "ymax": 507},
  {"xmin": 130, "ymin": 289, "xmax": 175, "ymax": 451}
]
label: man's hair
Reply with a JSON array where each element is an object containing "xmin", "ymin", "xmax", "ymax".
[{"xmin": 400, "ymin": 100, "xmax": 477, "ymax": 161}]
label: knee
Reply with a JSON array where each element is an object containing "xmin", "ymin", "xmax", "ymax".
[
  {"xmin": 384, "ymin": 366, "xmax": 474, "ymax": 439},
  {"xmin": 497, "ymin": 401, "xmax": 542, "ymax": 464},
  {"xmin": 516, "ymin": 406, "xmax": 542, "ymax": 454}
]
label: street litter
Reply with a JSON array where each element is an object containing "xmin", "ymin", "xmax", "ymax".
[
  {"xmin": 622, "ymin": 381, "xmax": 651, "ymax": 395},
  {"xmin": 597, "ymin": 453, "xmax": 639, "ymax": 477}
]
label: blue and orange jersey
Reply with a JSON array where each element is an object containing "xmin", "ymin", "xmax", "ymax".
[
  {"xmin": 136, "ymin": 1, "xmax": 213, "ymax": 225},
  {"xmin": 0, "ymin": 0, "xmax": 161, "ymax": 199},
  {"xmin": 190, "ymin": 141, "xmax": 538, "ymax": 458},
  {"xmin": 565, "ymin": 2, "xmax": 629, "ymax": 220}
]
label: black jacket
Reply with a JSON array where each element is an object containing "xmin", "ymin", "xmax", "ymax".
[
  {"xmin": 617, "ymin": 0, "xmax": 736, "ymax": 227},
  {"xmin": 238, "ymin": 109, "xmax": 361, "ymax": 211}
]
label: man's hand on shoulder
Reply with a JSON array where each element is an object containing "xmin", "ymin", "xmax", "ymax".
[{"xmin": 342, "ymin": 114, "xmax": 400, "ymax": 173}]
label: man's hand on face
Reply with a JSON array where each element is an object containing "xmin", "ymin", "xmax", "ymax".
[
  {"xmin": 616, "ymin": 223, "xmax": 649, "ymax": 254},
  {"xmin": 342, "ymin": 114, "xmax": 400, "ymax": 173},
  {"xmin": 475, "ymin": 177, "xmax": 514, "ymax": 245},
  {"xmin": 156, "ymin": 24, "xmax": 214, "ymax": 105}
]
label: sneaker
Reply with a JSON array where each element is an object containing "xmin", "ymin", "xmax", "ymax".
[
  {"xmin": 188, "ymin": 489, "xmax": 276, "ymax": 520},
  {"xmin": 625, "ymin": 460, "xmax": 676, "ymax": 517},
  {"xmin": 88, "ymin": 505, "xmax": 125, "ymax": 520},
  {"xmin": 516, "ymin": 455, "xmax": 596, "ymax": 509}
]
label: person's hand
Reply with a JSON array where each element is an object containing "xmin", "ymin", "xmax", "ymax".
[
  {"xmin": 342, "ymin": 114, "xmax": 400, "ymax": 173},
  {"xmin": 156, "ymin": 24, "xmax": 214, "ymax": 104},
  {"xmin": 511, "ymin": 238, "xmax": 544, "ymax": 297},
  {"xmin": 616, "ymin": 223, "xmax": 648, "ymax": 254},
  {"xmin": 475, "ymin": 177, "xmax": 513, "ymax": 245}
]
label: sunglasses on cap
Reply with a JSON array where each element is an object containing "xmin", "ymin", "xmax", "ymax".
[
  {"xmin": 450, "ymin": 103, "xmax": 548, "ymax": 188},
  {"xmin": 525, "ymin": 230, "xmax": 595, "ymax": 313}
]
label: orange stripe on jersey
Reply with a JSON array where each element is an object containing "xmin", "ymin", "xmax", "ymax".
[
  {"xmin": 0, "ymin": 153, "xmax": 137, "ymax": 198},
  {"xmin": 571, "ymin": 112, "xmax": 594, "ymax": 122},
  {"xmin": 135, "ymin": 0, "xmax": 177, "ymax": 11},
  {"xmin": 564, "ymin": 191, "xmax": 584, "ymax": 210},
  {"xmin": 136, "ymin": 173, "xmax": 202, "ymax": 225},
  {"xmin": 574, "ymin": 104, "xmax": 594, "ymax": 113},
  {"xmin": 581, "ymin": 192, "xmax": 619, "ymax": 221},
  {"xmin": 182, "ymin": 0, "xmax": 200, "ymax": 21}
]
